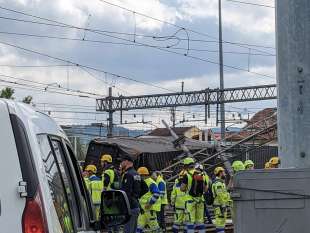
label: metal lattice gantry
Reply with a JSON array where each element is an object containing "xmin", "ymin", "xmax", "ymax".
[{"xmin": 96, "ymin": 84, "xmax": 277, "ymax": 112}]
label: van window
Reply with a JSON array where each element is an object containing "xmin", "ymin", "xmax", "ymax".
[
  {"xmin": 50, "ymin": 139, "xmax": 81, "ymax": 227},
  {"xmin": 37, "ymin": 135, "xmax": 76, "ymax": 233}
]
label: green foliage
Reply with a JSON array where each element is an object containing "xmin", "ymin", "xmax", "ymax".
[
  {"xmin": 22, "ymin": 95, "xmax": 33, "ymax": 104},
  {"xmin": 0, "ymin": 87, "xmax": 15, "ymax": 99}
]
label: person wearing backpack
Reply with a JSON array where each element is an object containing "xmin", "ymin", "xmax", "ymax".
[
  {"xmin": 170, "ymin": 171, "xmax": 187, "ymax": 233},
  {"xmin": 180, "ymin": 158, "xmax": 208, "ymax": 233},
  {"xmin": 212, "ymin": 167, "xmax": 232, "ymax": 233},
  {"xmin": 194, "ymin": 164, "xmax": 213, "ymax": 225}
]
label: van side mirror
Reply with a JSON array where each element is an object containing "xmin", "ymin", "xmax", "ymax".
[{"xmin": 100, "ymin": 190, "xmax": 131, "ymax": 228}]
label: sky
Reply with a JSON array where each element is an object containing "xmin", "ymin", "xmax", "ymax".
[{"xmin": 0, "ymin": 0, "xmax": 276, "ymax": 130}]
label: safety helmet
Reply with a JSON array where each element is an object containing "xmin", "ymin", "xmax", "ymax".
[
  {"xmin": 265, "ymin": 162, "xmax": 271, "ymax": 169},
  {"xmin": 195, "ymin": 163, "xmax": 204, "ymax": 171},
  {"xmin": 137, "ymin": 167, "xmax": 150, "ymax": 176},
  {"xmin": 269, "ymin": 157, "xmax": 280, "ymax": 166},
  {"xmin": 85, "ymin": 165, "xmax": 97, "ymax": 173},
  {"xmin": 214, "ymin": 167, "xmax": 225, "ymax": 176},
  {"xmin": 101, "ymin": 154, "xmax": 112, "ymax": 163},
  {"xmin": 232, "ymin": 160, "xmax": 245, "ymax": 172},
  {"xmin": 183, "ymin": 157, "xmax": 195, "ymax": 165},
  {"xmin": 244, "ymin": 160, "xmax": 255, "ymax": 169}
]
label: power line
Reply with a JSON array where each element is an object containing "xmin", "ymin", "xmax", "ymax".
[
  {"xmin": 35, "ymin": 102, "xmax": 95, "ymax": 108},
  {"xmin": 0, "ymin": 73, "xmax": 104, "ymax": 97},
  {"xmin": 0, "ymin": 64, "xmax": 75, "ymax": 68},
  {"xmin": 96, "ymin": 0, "xmax": 275, "ymax": 52},
  {"xmin": 0, "ymin": 9, "xmax": 276, "ymax": 77},
  {"xmin": 0, "ymin": 5, "xmax": 275, "ymax": 54},
  {"xmin": 0, "ymin": 40, "xmax": 176, "ymax": 92},
  {"xmin": 0, "ymin": 30, "xmax": 275, "ymax": 57},
  {"xmin": 0, "ymin": 74, "xmax": 101, "ymax": 98},
  {"xmin": 225, "ymin": 0, "xmax": 275, "ymax": 8},
  {"xmin": 3, "ymin": 36, "xmax": 275, "ymax": 81}
]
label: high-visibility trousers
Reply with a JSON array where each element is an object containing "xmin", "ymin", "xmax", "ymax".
[
  {"xmin": 172, "ymin": 208, "xmax": 185, "ymax": 232},
  {"xmin": 214, "ymin": 206, "xmax": 227, "ymax": 233},
  {"xmin": 137, "ymin": 210, "xmax": 159, "ymax": 233},
  {"xmin": 184, "ymin": 200, "xmax": 205, "ymax": 233}
]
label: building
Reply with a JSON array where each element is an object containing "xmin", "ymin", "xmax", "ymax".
[{"xmin": 148, "ymin": 126, "xmax": 204, "ymax": 140}]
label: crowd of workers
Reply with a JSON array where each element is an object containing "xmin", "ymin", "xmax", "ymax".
[{"xmin": 82, "ymin": 154, "xmax": 280, "ymax": 233}]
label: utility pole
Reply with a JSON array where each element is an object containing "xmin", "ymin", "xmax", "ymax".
[
  {"xmin": 170, "ymin": 107, "xmax": 176, "ymax": 127},
  {"xmin": 218, "ymin": 0, "xmax": 226, "ymax": 143},
  {"xmin": 277, "ymin": 0, "xmax": 310, "ymax": 168},
  {"xmin": 162, "ymin": 120, "xmax": 192, "ymax": 156},
  {"xmin": 107, "ymin": 87, "xmax": 114, "ymax": 138}
]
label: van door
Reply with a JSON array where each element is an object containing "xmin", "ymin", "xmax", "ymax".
[
  {"xmin": 37, "ymin": 134, "xmax": 97, "ymax": 233},
  {"xmin": 0, "ymin": 101, "xmax": 25, "ymax": 232}
]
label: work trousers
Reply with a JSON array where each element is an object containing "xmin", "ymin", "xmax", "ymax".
[
  {"xmin": 184, "ymin": 199, "xmax": 205, "ymax": 233},
  {"xmin": 157, "ymin": 204, "xmax": 166, "ymax": 232},
  {"xmin": 137, "ymin": 210, "xmax": 160, "ymax": 233},
  {"xmin": 172, "ymin": 208, "xmax": 185, "ymax": 233},
  {"xmin": 124, "ymin": 208, "xmax": 140, "ymax": 233},
  {"xmin": 214, "ymin": 206, "xmax": 227, "ymax": 233}
]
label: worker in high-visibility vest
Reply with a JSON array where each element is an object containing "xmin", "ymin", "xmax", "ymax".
[
  {"xmin": 212, "ymin": 167, "xmax": 231, "ymax": 233},
  {"xmin": 101, "ymin": 154, "xmax": 118, "ymax": 190},
  {"xmin": 137, "ymin": 167, "xmax": 161, "ymax": 233},
  {"xmin": 244, "ymin": 160, "xmax": 255, "ymax": 170},
  {"xmin": 85, "ymin": 164, "xmax": 103, "ymax": 219},
  {"xmin": 152, "ymin": 171, "xmax": 168, "ymax": 232},
  {"xmin": 170, "ymin": 171, "xmax": 187, "ymax": 233},
  {"xmin": 180, "ymin": 158, "xmax": 208, "ymax": 233}
]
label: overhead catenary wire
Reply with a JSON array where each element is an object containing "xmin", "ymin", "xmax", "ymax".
[
  {"xmin": 0, "ymin": 30, "xmax": 276, "ymax": 57},
  {"xmin": 0, "ymin": 74, "xmax": 104, "ymax": 98},
  {"xmin": 0, "ymin": 78, "xmax": 97, "ymax": 98},
  {"xmin": 0, "ymin": 73, "xmax": 104, "ymax": 97},
  {"xmin": 0, "ymin": 64, "xmax": 76, "ymax": 68},
  {"xmin": 0, "ymin": 5, "xmax": 275, "ymax": 55},
  {"xmin": 0, "ymin": 37, "xmax": 275, "ymax": 80},
  {"xmin": 0, "ymin": 14, "xmax": 276, "ymax": 54},
  {"xmin": 96, "ymin": 0, "xmax": 275, "ymax": 53},
  {"xmin": 0, "ymin": 40, "xmax": 176, "ymax": 92},
  {"xmin": 225, "ymin": 0, "xmax": 275, "ymax": 8}
]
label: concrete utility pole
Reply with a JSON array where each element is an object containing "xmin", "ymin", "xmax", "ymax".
[
  {"xmin": 277, "ymin": 0, "xmax": 310, "ymax": 168},
  {"xmin": 218, "ymin": 0, "xmax": 226, "ymax": 143},
  {"xmin": 107, "ymin": 87, "xmax": 114, "ymax": 138},
  {"xmin": 170, "ymin": 107, "xmax": 176, "ymax": 127},
  {"xmin": 162, "ymin": 120, "xmax": 192, "ymax": 156}
]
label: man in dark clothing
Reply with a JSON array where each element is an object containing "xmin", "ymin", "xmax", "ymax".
[{"xmin": 120, "ymin": 155, "xmax": 141, "ymax": 233}]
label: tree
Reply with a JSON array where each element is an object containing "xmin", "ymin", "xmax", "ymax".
[
  {"xmin": 0, "ymin": 87, "xmax": 15, "ymax": 99},
  {"xmin": 22, "ymin": 95, "xmax": 33, "ymax": 104}
]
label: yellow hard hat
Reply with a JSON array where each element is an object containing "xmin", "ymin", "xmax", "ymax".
[
  {"xmin": 137, "ymin": 167, "xmax": 150, "ymax": 176},
  {"xmin": 101, "ymin": 154, "xmax": 112, "ymax": 163},
  {"xmin": 85, "ymin": 165, "xmax": 97, "ymax": 173},
  {"xmin": 214, "ymin": 167, "xmax": 225, "ymax": 175},
  {"xmin": 265, "ymin": 162, "xmax": 271, "ymax": 169},
  {"xmin": 269, "ymin": 157, "xmax": 280, "ymax": 166}
]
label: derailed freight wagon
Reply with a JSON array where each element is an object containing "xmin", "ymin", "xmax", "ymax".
[{"xmin": 84, "ymin": 136, "xmax": 215, "ymax": 173}]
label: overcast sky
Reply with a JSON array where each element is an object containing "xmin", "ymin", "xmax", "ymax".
[{"xmin": 0, "ymin": 0, "xmax": 276, "ymax": 129}]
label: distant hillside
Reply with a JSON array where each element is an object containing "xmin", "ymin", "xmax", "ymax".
[{"xmin": 62, "ymin": 124, "xmax": 146, "ymax": 144}]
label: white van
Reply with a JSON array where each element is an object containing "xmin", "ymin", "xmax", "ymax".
[{"xmin": 0, "ymin": 100, "xmax": 130, "ymax": 233}]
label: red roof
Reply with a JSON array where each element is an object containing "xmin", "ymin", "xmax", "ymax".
[{"xmin": 148, "ymin": 126, "xmax": 197, "ymax": 137}]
